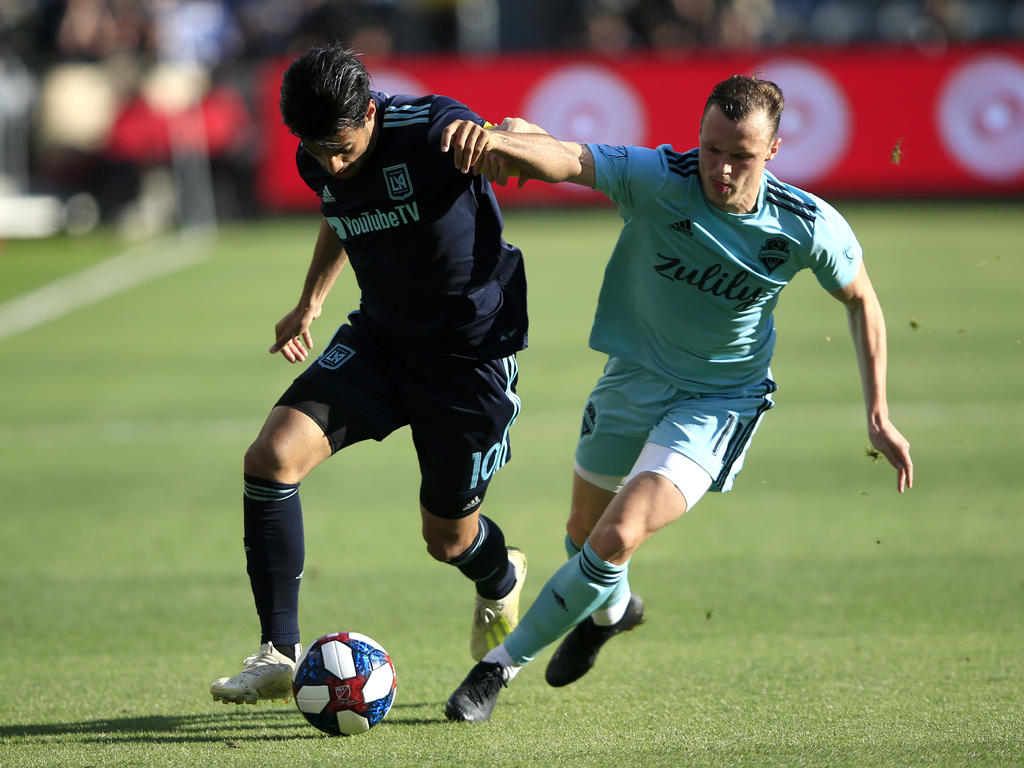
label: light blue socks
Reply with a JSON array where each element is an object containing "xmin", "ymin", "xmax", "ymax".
[
  {"xmin": 503, "ymin": 540, "xmax": 629, "ymax": 665},
  {"xmin": 564, "ymin": 534, "xmax": 632, "ymax": 625}
]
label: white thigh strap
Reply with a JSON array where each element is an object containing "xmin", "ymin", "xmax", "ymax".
[{"xmin": 624, "ymin": 442, "xmax": 713, "ymax": 511}]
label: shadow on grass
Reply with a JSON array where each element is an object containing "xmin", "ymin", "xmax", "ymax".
[{"xmin": 0, "ymin": 702, "xmax": 445, "ymax": 744}]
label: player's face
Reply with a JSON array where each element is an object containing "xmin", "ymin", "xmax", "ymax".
[
  {"xmin": 698, "ymin": 104, "xmax": 780, "ymax": 214},
  {"xmin": 303, "ymin": 100, "xmax": 378, "ymax": 180}
]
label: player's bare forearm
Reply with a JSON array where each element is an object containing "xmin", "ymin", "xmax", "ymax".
[
  {"xmin": 831, "ymin": 265, "xmax": 914, "ymax": 492},
  {"xmin": 271, "ymin": 218, "xmax": 349, "ymax": 362},
  {"xmin": 484, "ymin": 129, "xmax": 583, "ymax": 183},
  {"xmin": 299, "ymin": 219, "xmax": 348, "ymax": 311},
  {"xmin": 441, "ymin": 119, "xmax": 583, "ymax": 185},
  {"xmin": 490, "ymin": 118, "xmax": 595, "ymax": 187}
]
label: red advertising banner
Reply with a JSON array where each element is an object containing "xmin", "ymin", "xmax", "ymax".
[{"xmin": 256, "ymin": 44, "xmax": 1024, "ymax": 210}]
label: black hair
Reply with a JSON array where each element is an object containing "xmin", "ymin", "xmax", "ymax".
[{"xmin": 279, "ymin": 44, "xmax": 372, "ymax": 141}]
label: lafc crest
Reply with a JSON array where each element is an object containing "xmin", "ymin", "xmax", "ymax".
[
  {"xmin": 383, "ymin": 163, "xmax": 413, "ymax": 201},
  {"xmin": 758, "ymin": 237, "xmax": 791, "ymax": 273}
]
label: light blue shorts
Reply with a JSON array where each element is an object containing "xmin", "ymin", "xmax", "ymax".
[{"xmin": 575, "ymin": 358, "xmax": 776, "ymax": 494}]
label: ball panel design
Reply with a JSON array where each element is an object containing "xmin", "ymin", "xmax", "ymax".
[
  {"xmin": 347, "ymin": 631, "xmax": 384, "ymax": 652},
  {"xmin": 321, "ymin": 638, "xmax": 358, "ymax": 680},
  {"xmin": 335, "ymin": 710, "xmax": 371, "ymax": 735},
  {"xmin": 361, "ymin": 664, "xmax": 395, "ymax": 702},
  {"xmin": 291, "ymin": 631, "xmax": 397, "ymax": 737},
  {"xmin": 294, "ymin": 684, "xmax": 330, "ymax": 713}
]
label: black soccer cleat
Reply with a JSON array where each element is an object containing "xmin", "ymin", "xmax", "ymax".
[
  {"xmin": 445, "ymin": 661, "xmax": 507, "ymax": 722},
  {"xmin": 544, "ymin": 593, "xmax": 645, "ymax": 688}
]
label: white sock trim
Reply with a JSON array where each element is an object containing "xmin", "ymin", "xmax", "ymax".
[
  {"xmin": 482, "ymin": 645, "xmax": 521, "ymax": 681},
  {"xmin": 591, "ymin": 594, "xmax": 630, "ymax": 626}
]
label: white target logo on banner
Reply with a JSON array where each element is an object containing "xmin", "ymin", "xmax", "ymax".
[
  {"xmin": 522, "ymin": 64, "xmax": 647, "ymax": 146},
  {"xmin": 937, "ymin": 55, "xmax": 1024, "ymax": 181},
  {"xmin": 370, "ymin": 69, "xmax": 427, "ymax": 98},
  {"xmin": 755, "ymin": 59, "xmax": 851, "ymax": 186}
]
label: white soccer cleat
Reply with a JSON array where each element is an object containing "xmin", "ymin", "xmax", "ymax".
[
  {"xmin": 471, "ymin": 547, "xmax": 527, "ymax": 661},
  {"xmin": 210, "ymin": 642, "xmax": 299, "ymax": 705}
]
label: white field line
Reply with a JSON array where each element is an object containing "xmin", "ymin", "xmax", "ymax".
[
  {"xmin": 0, "ymin": 401, "xmax": 1018, "ymax": 448},
  {"xmin": 0, "ymin": 229, "xmax": 212, "ymax": 343}
]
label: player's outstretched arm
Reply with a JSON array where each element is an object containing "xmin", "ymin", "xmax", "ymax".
[
  {"xmin": 270, "ymin": 217, "xmax": 350, "ymax": 363},
  {"xmin": 830, "ymin": 263, "xmax": 914, "ymax": 493},
  {"xmin": 441, "ymin": 118, "xmax": 587, "ymax": 186},
  {"xmin": 489, "ymin": 118, "xmax": 596, "ymax": 187}
]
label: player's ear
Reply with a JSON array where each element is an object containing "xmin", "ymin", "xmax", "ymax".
[
  {"xmin": 365, "ymin": 99, "xmax": 377, "ymax": 124},
  {"xmin": 766, "ymin": 135, "xmax": 781, "ymax": 161}
]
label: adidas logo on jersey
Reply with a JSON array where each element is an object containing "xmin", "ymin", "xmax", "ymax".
[
  {"xmin": 320, "ymin": 186, "xmax": 336, "ymax": 203},
  {"xmin": 669, "ymin": 219, "xmax": 693, "ymax": 236}
]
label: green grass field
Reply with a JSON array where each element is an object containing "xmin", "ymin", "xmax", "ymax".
[{"xmin": 1, "ymin": 203, "xmax": 1021, "ymax": 767}]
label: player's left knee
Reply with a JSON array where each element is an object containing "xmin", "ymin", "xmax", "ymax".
[
  {"xmin": 588, "ymin": 520, "xmax": 644, "ymax": 565},
  {"xmin": 423, "ymin": 529, "xmax": 471, "ymax": 563},
  {"xmin": 419, "ymin": 494, "xmax": 485, "ymax": 563}
]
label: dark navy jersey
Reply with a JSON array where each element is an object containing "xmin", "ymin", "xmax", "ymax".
[{"xmin": 296, "ymin": 91, "xmax": 527, "ymax": 359}]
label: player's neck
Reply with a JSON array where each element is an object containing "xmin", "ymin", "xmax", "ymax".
[{"xmin": 366, "ymin": 109, "xmax": 382, "ymax": 157}]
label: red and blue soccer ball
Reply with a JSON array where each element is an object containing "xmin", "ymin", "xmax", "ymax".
[{"xmin": 292, "ymin": 632, "xmax": 397, "ymax": 736}]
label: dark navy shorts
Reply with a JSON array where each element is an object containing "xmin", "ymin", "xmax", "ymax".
[{"xmin": 277, "ymin": 321, "xmax": 522, "ymax": 519}]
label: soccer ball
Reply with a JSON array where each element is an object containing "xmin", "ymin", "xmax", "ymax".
[{"xmin": 292, "ymin": 632, "xmax": 397, "ymax": 736}]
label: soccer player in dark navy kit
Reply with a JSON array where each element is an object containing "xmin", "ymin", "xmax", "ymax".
[{"xmin": 210, "ymin": 44, "xmax": 561, "ymax": 705}]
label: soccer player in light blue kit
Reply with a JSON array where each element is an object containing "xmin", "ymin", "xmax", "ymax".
[{"xmin": 441, "ymin": 74, "xmax": 914, "ymax": 721}]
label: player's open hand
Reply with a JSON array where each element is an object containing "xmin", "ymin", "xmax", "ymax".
[
  {"xmin": 441, "ymin": 119, "xmax": 526, "ymax": 186},
  {"xmin": 270, "ymin": 306, "xmax": 318, "ymax": 363},
  {"xmin": 441, "ymin": 119, "xmax": 494, "ymax": 175},
  {"xmin": 868, "ymin": 418, "xmax": 914, "ymax": 493}
]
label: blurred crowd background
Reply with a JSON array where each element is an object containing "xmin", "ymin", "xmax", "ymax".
[
  {"xmin": 2, "ymin": 0, "xmax": 1023, "ymax": 236},
  {"xmin": 7, "ymin": 0, "xmax": 1024, "ymax": 61}
]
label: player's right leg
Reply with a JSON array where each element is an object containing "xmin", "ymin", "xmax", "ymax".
[
  {"xmin": 535, "ymin": 370, "xmax": 655, "ymax": 690},
  {"xmin": 212, "ymin": 376, "xmax": 381, "ymax": 705},
  {"xmin": 213, "ymin": 320, "xmax": 407, "ymax": 704},
  {"xmin": 546, "ymin": 372, "xmax": 770, "ymax": 688},
  {"xmin": 545, "ymin": 470, "xmax": 644, "ymax": 687},
  {"xmin": 211, "ymin": 404, "xmax": 331, "ymax": 704},
  {"xmin": 210, "ymin": 642, "xmax": 301, "ymax": 705},
  {"xmin": 447, "ymin": 466, "xmax": 689, "ymax": 720},
  {"xmin": 547, "ymin": 445, "xmax": 719, "ymax": 686},
  {"xmin": 520, "ymin": 471, "xmax": 682, "ymax": 656},
  {"xmin": 445, "ymin": 536, "xmax": 630, "ymax": 721}
]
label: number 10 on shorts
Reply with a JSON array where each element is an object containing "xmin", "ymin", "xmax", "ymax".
[{"xmin": 469, "ymin": 441, "xmax": 507, "ymax": 490}]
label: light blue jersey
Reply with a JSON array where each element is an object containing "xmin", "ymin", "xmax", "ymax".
[
  {"xmin": 586, "ymin": 144, "xmax": 863, "ymax": 392},
  {"xmin": 497, "ymin": 144, "xmax": 869, "ymax": 670}
]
